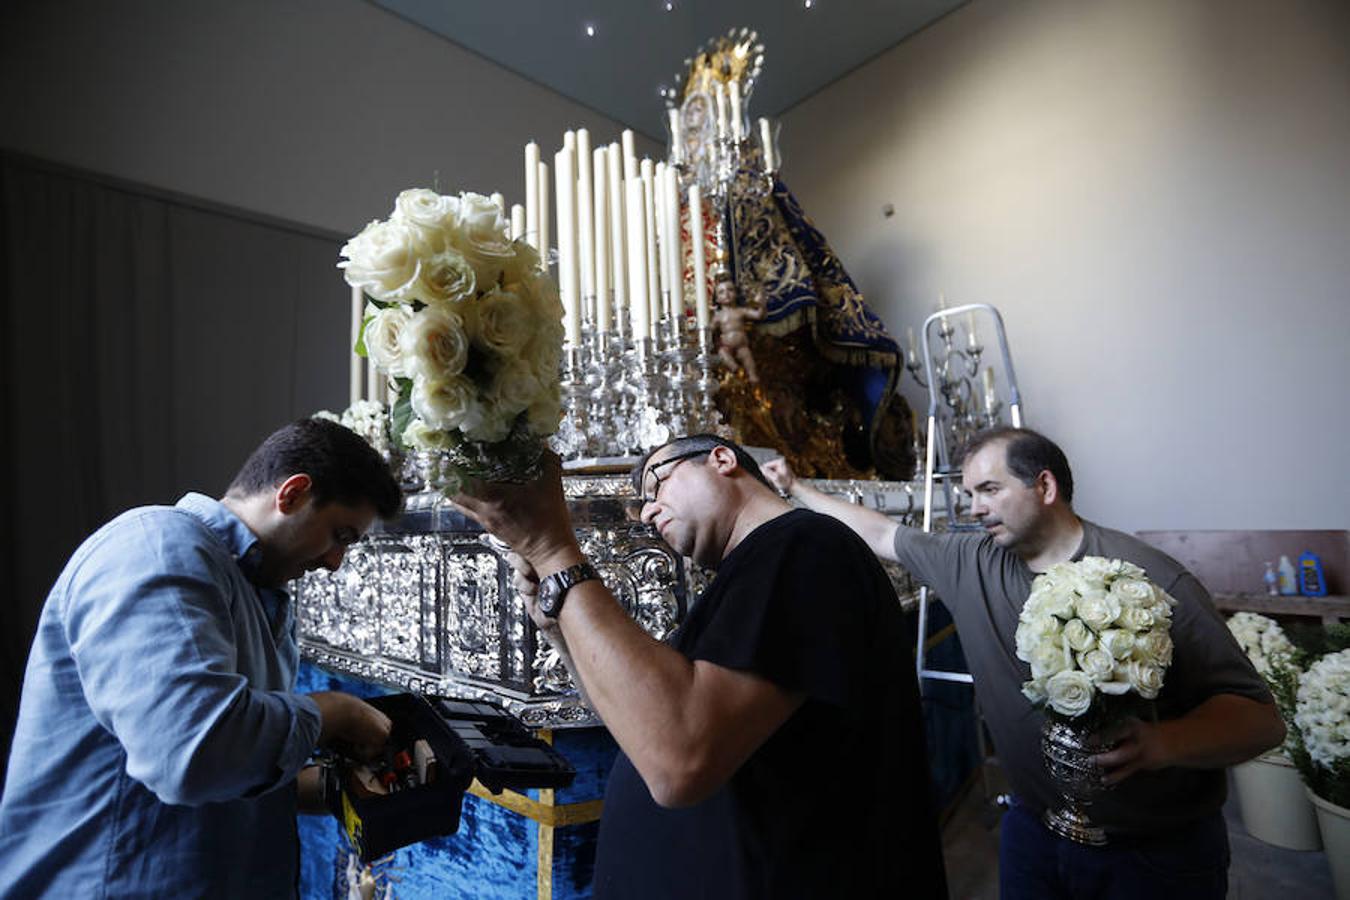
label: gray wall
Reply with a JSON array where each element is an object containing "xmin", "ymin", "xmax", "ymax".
[
  {"xmin": 780, "ymin": 0, "xmax": 1350, "ymax": 533},
  {"xmin": 0, "ymin": 0, "xmax": 661, "ymax": 236}
]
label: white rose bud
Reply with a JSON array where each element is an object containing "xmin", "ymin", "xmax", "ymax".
[
  {"xmin": 364, "ymin": 305, "xmax": 414, "ymax": 378},
  {"xmin": 1075, "ymin": 593, "xmax": 1122, "ymax": 632},
  {"xmin": 401, "ymin": 307, "xmax": 469, "ymax": 382},
  {"xmin": 491, "ymin": 358, "xmax": 541, "ymax": 414},
  {"xmin": 339, "ymin": 218, "xmax": 424, "ymax": 302},
  {"xmin": 1111, "ymin": 577, "xmax": 1157, "ymax": 609},
  {"xmin": 1016, "ymin": 615, "xmax": 1063, "ymax": 660},
  {"xmin": 451, "ymin": 192, "xmax": 515, "ymax": 287},
  {"xmin": 1077, "ymin": 648, "xmax": 1117, "ymax": 683},
  {"xmin": 1045, "ymin": 670, "xmax": 1096, "ymax": 718},
  {"xmin": 1021, "ymin": 679, "xmax": 1048, "ymax": 705},
  {"xmin": 411, "ymin": 375, "xmax": 479, "ymax": 431},
  {"xmin": 1099, "ymin": 628, "xmax": 1137, "ymax": 660},
  {"xmin": 1062, "ymin": 618, "xmax": 1096, "ymax": 653}
]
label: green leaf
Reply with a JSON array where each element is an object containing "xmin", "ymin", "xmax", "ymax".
[
  {"xmin": 353, "ymin": 312, "xmax": 375, "ymax": 358},
  {"xmin": 390, "ymin": 379, "xmax": 414, "ymax": 452}
]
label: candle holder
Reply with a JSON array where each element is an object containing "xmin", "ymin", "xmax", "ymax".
[
  {"xmin": 553, "ymin": 344, "xmax": 591, "ymax": 460},
  {"xmin": 623, "ymin": 337, "xmax": 672, "ymax": 451}
]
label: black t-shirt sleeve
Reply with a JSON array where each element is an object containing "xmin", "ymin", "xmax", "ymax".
[{"xmin": 682, "ymin": 512, "xmax": 891, "ymax": 712}]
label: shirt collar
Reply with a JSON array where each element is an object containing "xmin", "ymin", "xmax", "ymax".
[{"xmin": 176, "ymin": 492, "xmax": 266, "ymax": 583}]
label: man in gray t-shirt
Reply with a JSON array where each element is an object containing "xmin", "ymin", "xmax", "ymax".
[{"xmin": 764, "ymin": 427, "xmax": 1284, "ymax": 900}]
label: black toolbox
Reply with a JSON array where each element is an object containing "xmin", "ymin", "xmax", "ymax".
[{"xmin": 325, "ymin": 692, "xmax": 576, "ymax": 862}]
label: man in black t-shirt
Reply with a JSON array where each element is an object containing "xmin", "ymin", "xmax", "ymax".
[{"xmin": 452, "ymin": 435, "xmax": 947, "ymax": 899}]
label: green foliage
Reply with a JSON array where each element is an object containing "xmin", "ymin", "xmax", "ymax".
[{"xmin": 389, "ymin": 379, "xmax": 413, "ymax": 451}]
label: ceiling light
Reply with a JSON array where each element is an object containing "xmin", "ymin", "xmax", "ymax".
[
  {"xmin": 804, "ymin": 0, "xmax": 814, "ymax": 7},
  {"xmin": 665, "ymin": 1, "xmax": 674, "ymax": 10},
  {"xmin": 585, "ymin": 24, "xmax": 596, "ymax": 37}
]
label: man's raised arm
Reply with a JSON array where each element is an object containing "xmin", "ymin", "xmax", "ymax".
[{"xmin": 761, "ymin": 459, "xmax": 901, "ymax": 561}]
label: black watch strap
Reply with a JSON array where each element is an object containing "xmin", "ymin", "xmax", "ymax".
[{"xmin": 537, "ymin": 561, "xmax": 600, "ymax": 619}]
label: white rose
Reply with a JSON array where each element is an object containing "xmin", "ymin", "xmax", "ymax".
[
  {"xmin": 402, "ymin": 417, "xmax": 454, "ymax": 451},
  {"xmin": 401, "ymin": 307, "xmax": 469, "ymax": 382},
  {"xmin": 1117, "ymin": 606, "xmax": 1155, "ymax": 633},
  {"xmin": 1062, "ymin": 618, "xmax": 1096, "ymax": 653},
  {"xmin": 364, "ymin": 305, "xmax": 414, "ymax": 377},
  {"xmin": 1075, "ymin": 593, "xmax": 1122, "ymax": 632},
  {"xmin": 1024, "ymin": 581, "xmax": 1074, "ymax": 621},
  {"xmin": 1099, "ymin": 628, "xmax": 1137, "ymax": 660},
  {"xmin": 1077, "ymin": 648, "xmax": 1117, "ymax": 683},
  {"xmin": 525, "ymin": 387, "xmax": 563, "ymax": 436},
  {"xmin": 411, "ymin": 376, "xmax": 479, "ymax": 431},
  {"xmin": 1134, "ymin": 629, "xmax": 1174, "ymax": 667},
  {"xmin": 450, "ymin": 193, "xmax": 514, "ymax": 287},
  {"xmin": 1076, "ymin": 556, "xmax": 1116, "ymax": 584},
  {"xmin": 339, "ymin": 218, "xmax": 424, "ymax": 302},
  {"xmin": 414, "ymin": 248, "xmax": 476, "ymax": 306},
  {"xmin": 463, "ymin": 398, "xmax": 515, "ymax": 444},
  {"xmin": 1029, "ymin": 636, "xmax": 1073, "ymax": 680},
  {"xmin": 491, "ymin": 357, "xmax": 542, "ymax": 414},
  {"xmin": 1045, "ymin": 670, "xmax": 1096, "ymax": 718},
  {"xmin": 1121, "ymin": 659, "xmax": 1165, "ymax": 699},
  {"xmin": 1016, "ymin": 614, "xmax": 1063, "ymax": 659},
  {"xmin": 1111, "ymin": 577, "xmax": 1157, "ymax": 609},
  {"xmin": 475, "ymin": 288, "xmax": 532, "ymax": 356},
  {"xmin": 500, "ymin": 241, "xmax": 543, "ymax": 286},
  {"xmin": 392, "ymin": 188, "xmax": 459, "ymax": 232},
  {"xmin": 1021, "ymin": 679, "xmax": 1048, "ymax": 705}
]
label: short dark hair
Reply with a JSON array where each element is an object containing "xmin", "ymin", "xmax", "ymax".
[
  {"xmin": 631, "ymin": 433, "xmax": 773, "ymax": 495},
  {"xmin": 228, "ymin": 418, "xmax": 402, "ymax": 518},
  {"xmin": 958, "ymin": 426, "xmax": 1074, "ymax": 505}
]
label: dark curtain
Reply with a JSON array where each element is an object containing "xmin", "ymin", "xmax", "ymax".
[{"xmin": 0, "ymin": 153, "xmax": 353, "ymax": 789}]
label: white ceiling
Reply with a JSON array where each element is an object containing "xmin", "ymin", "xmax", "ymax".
[{"xmin": 373, "ymin": 0, "xmax": 966, "ymax": 140}]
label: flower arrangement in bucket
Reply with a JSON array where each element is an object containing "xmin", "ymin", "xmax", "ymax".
[
  {"xmin": 1014, "ymin": 556, "xmax": 1178, "ymax": 845},
  {"xmin": 339, "ymin": 189, "xmax": 564, "ymax": 493},
  {"xmin": 1293, "ymin": 646, "xmax": 1350, "ymax": 809}
]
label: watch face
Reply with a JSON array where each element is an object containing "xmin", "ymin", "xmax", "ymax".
[{"xmin": 538, "ymin": 579, "xmax": 563, "ymax": 617}]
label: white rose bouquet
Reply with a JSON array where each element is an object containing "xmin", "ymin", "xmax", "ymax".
[
  {"xmin": 1293, "ymin": 648, "xmax": 1350, "ymax": 807},
  {"xmin": 314, "ymin": 400, "xmax": 394, "ymax": 457},
  {"xmin": 1015, "ymin": 556, "xmax": 1178, "ymax": 719},
  {"xmin": 1227, "ymin": 611, "xmax": 1298, "ymax": 677},
  {"xmin": 339, "ymin": 188, "xmax": 563, "ymax": 491}
]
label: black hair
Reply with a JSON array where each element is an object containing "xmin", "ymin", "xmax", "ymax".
[
  {"xmin": 227, "ymin": 418, "xmax": 402, "ymax": 518},
  {"xmin": 958, "ymin": 426, "xmax": 1075, "ymax": 505},
  {"xmin": 631, "ymin": 433, "xmax": 773, "ymax": 495}
]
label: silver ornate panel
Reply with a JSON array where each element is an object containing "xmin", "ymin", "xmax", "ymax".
[{"xmin": 296, "ymin": 474, "xmax": 933, "ymax": 727}]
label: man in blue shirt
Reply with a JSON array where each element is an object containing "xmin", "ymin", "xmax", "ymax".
[{"xmin": 0, "ymin": 418, "xmax": 402, "ymax": 898}]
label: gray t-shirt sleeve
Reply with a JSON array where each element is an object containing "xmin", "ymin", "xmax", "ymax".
[{"xmin": 890, "ymin": 526, "xmax": 972, "ymax": 601}]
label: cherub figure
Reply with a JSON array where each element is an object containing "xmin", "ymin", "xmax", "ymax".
[{"xmin": 711, "ymin": 271, "xmax": 764, "ymax": 383}]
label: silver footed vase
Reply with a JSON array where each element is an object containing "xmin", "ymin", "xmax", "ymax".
[{"xmin": 1039, "ymin": 713, "xmax": 1115, "ymax": 846}]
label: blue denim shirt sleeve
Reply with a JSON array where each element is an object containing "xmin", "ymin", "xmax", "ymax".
[{"xmin": 58, "ymin": 509, "xmax": 322, "ymax": 806}]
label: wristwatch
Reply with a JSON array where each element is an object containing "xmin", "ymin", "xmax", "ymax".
[{"xmin": 537, "ymin": 561, "xmax": 600, "ymax": 620}]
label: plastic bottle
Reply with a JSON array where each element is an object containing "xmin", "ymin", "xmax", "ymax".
[
  {"xmin": 1263, "ymin": 561, "xmax": 1279, "ymax": 596},
  {"xmin": 1277, "ymin": 555, "xmax": 1298, "ymax": 596},
  {"xmin": 1298, "ymin": 551, "xmax": 1328, "ymax": 597}
]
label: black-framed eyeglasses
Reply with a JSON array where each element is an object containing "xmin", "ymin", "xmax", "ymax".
[{"xmin": 639, "ymin": 450, "xmax": 709, "ymax": 505}]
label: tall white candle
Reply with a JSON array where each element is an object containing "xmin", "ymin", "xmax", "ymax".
[
  {"xmin": 564, "ymin": 130, "xmax": 575, "ymax": 152},
  {"xmin": 625, "ymin": 177, "xmax": 649, "ymax": 343},
  {"xmin": 668, "ymin": 107, "xmax": 683, "ymax": 164},
  {"xmin": 906, "ymin": 325, "xmax": 918, "ymax": 365},
  {"xmin": 664, "ymin": 165, "xmax": 683, "ymax": 320},
  {"xmin": 689, "ymin": 184, "xmax": 709, "ymax": 328},
  {"xmin": 654, "ymin": 162, "xmax": 670, "ymax": 320},
  {"xmin": 983, "ymin": 367, "xmax": 997, "ymax": 413},
  {"xmin": 758, "ymin": 118, "xmax": 776, "ymax": 171},
  {"xmin": 641, "ymin": 158, "xmax": 660, "ymax": 335},
  {"xmin": 967, "ymin": 311, "xmax": 979, "ymax": 349},
  {"xmin": 490, "ymin": 192, "xmax": 505, "ymax": 214},
  {"xmin": 593, "ymin": 146, "xmax": 610, "ymax": 333},
  {"xmin": 715, "ymin": 84, "xmax": 728, "ymax": 139},
  {"xmin": 510, "ymin": 204, "xmax": 525, "ymax": 242},
  {"xmin": 524, "ymin": 142, "xmax": 540, "ymax": 250},
  {"xmin": 555, "ymin": 148, "xmax": 580, "ymax": 344},
  {"xmin": 349, "ymin": 284, "xmax": 363, "ymax": 406},
  {"xmin": 607, "ymin": 143, "xmax": 628, "ymax": 333},
  {"xmin": 728, "ymin": 81, "xmax": 742, "ymax": 140},
  {"xmin": 622, "ymin": 129, "xmax": 637, "ymax": 181},
  {"xmin": 537, "ymin": 160, "xmax": 551, "ymax": 265},
  {"xmin": 576, "ymin": 128, "xmax": 594, "ymax": 320}
]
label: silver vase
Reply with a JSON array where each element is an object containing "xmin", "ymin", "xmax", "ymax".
[{"xmin": 1040, "ymin": 714, "xmax": 1112, "ymax": 846}]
